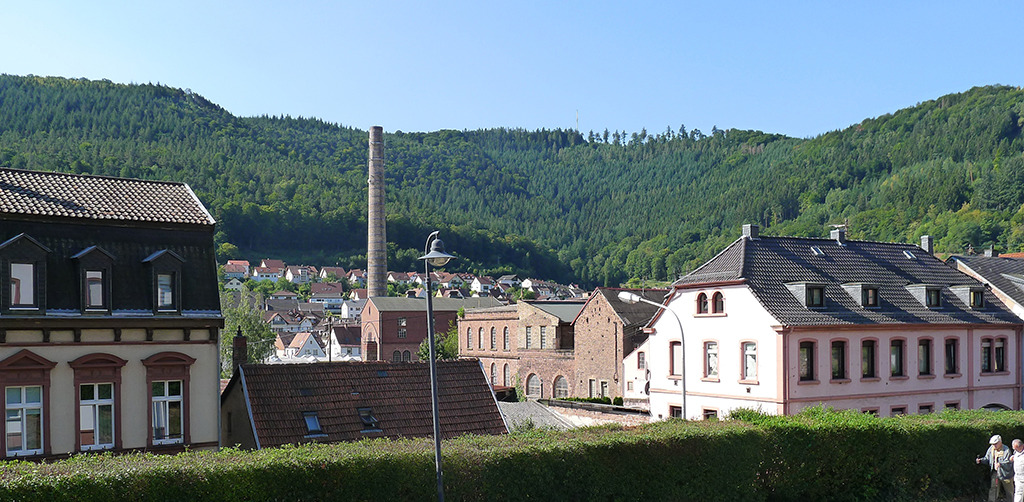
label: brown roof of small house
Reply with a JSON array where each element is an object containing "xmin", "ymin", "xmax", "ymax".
[
  {"xmin": 230, "ymin": 360, "xmax": 506, "ymax": 447},
  {"xmin": 0, "ymin": 167, "xmax": 215, "ymax": 225}
]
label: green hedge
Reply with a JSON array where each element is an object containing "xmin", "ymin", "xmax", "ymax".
[{"xmin": 0, "ymin": 408, "xmax": 1017, "ymax": 501}]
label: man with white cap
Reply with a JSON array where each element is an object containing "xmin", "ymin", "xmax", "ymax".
[{"xmin": 978, "ymin": 434, "xmax": 1014, "ymax": 502}]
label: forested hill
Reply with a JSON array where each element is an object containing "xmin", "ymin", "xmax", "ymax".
[{"xmin": 1, "ymin": 74, "xmax": 1023, "ymax": 288}]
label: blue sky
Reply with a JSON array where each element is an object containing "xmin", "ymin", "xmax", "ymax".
[{"xmin": 2, "ymin": 2, "xmax": 1022, "ymax": 138}]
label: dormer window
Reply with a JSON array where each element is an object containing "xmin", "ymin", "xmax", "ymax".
[
  {"xmin": 864, "ymin": 288, "xmax": 879, "ymax": 308},
  {"xmin": 971, "ymin": 290, "xmax": 984, "ymax": 308},
  {"xmin": 906, "ymin": 284, "xmax": 943, "ymax": 309},
  {"xmin": 143, "ymin": 250, "xmax": 184, "ymax": 314},
  {"xmin": 842, "ymin": 283, "xmax": 880, "ymax": 309},
  {"xmin": 2, "ymin": 234, "xmax": 50, "ymax": 313},
  {"xmin": 950, "ymin": 285, "xmax": 984, "ymax": 310},
  {"xmin": 807, "ymin": 287, "xmax": 825, "ymax": 308},
  {"xmin": 10, "ymin": 263, "xmax": 35, "ymax": 308},
  {"xmin": 786, "ymin": 282, "xmax": 827, "ymax": 309},
  {"xmin": 73, "ymin": 246, "xmax": 114, "ymax": 313}
]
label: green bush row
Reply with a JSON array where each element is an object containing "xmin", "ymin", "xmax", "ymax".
[{"xmin": 0, "ymin": 408, "xmax": 1015, "ymax": 501}]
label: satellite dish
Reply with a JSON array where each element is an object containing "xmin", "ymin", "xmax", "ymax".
[{"xmin": 645, "ymin": 369, "xmax": 651, "ymax": 381}]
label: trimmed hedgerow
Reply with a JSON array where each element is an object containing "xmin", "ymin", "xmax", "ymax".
[{"xmin": 0, "ymin": 408, "xmax": 1016, "ymax": 501}]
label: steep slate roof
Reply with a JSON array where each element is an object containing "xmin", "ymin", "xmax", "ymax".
[
  {"xmin": 0, "ymin": 167, "xmax": 214, "ymax": 226},
  {"xmin": 528, "ymin": 300, "xmax": 586, "ymax": 323},
  {"xmin": 951, "ymin": 255, "xmax": 1024, "ymax": 308},
  {"xmin": 230, "ymin": 360, "xmax": 507, "ymax": 447},
  {"xmin": 367, "ymin": 296, "xmax": 501, "ymax": 312},
  {"xmin": 674, "ymin": 235, "xmax": 1021, "ymax": 327}
]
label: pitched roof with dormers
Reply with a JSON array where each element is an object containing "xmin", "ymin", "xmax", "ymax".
[
  {"xmin": 0, "ymin": 168, "xmax": 215, "ymax": 226},
  {"xmin": 674, "ymin": 233, "xmax": 1021, "ymax": 327},
  {"xmin": 224, "ymin": 360, "xmax": 507, "ymax": 447}
]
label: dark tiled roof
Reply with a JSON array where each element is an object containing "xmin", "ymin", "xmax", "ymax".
[
  {"xmin": 0, "ymin": 168, "xmax": 214, "ymax": 226},
  {"xmin": 951, "ymin": 256, "xmax": 1024, "ymax": 309},
  {"xmin": 594, "ymin": 288, "xmax": 668, "ymax": 328},
  {"xmin": 233, "ymin": 360, "xmax": 506, "ymax": 447},
  {"xmin": 675, "ymin": 235, "xmax": 1021, "ymax": 327}
]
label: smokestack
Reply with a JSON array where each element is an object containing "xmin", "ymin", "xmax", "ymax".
[
  {"xmin": 367, "ymin": 126, "xmax": 387, "ymax": 298},
  {"xmin": 232, "ymin": 326, "xmax": 248, "ymax": 375}
]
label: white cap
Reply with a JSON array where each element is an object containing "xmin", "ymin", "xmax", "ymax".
[{"xmin": 991, "ymin": 435, "xmax": 1002, "ymax": 444}]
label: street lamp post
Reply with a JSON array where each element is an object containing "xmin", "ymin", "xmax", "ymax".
[
  {"xmin": 617, "ymin": 290, "xmax": 686, "ymax": 420},
  {"xmin": 419, "ymin": 231, "xmax": 455, "ymax": 502}
]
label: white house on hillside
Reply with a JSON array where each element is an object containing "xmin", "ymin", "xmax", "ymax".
[{"xmin": 642, "ymin": 225, "xmax": 1022, "ymax": 421}]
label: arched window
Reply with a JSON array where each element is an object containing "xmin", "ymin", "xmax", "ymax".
[
  {"xmin": 490, "ymin": 327, "xmax": 496, "ymax": 350},
  {"xmin": 503, "ymin": 327, "xmax": 510, "ymax": 350},
  {"xmin": 526, "ymin": 374, "xmax": 541, "ymax": 397},
  {"xmin": 490, "ymin": 363, "xmax": 497, "ymax": 385},
  {"xmin": 697, "ymin": 293, "xmax": 709, "ymax": 314},
  {"xmin": 478, "ymin": 328, "xmax": 484, "ymax": 349},
  {"xmin": 402, "ymin": 350, "xmax": 411, "ymax": 362},
  {"xmin": 712, "ymin": 292, "xmax": 725, "ymax": 313},
  {"xmin": 392, "ymin": 351, "xmax": 401, "ymax": 362},
  {"xmin": 553, "ymin": 376, "xmax": 568, "ymax": 398},
  {"xmin": 503, "ymin": 364, "xmax": 510, "ymax": 386},
  {"xmin": 466, "ymin": 328, "xmax": 471, "ymax": 349}
]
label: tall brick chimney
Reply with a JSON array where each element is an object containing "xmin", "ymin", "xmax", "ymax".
[
  {"xmin": 232, "ymin": 326, "xmax": 248, "ymax": 375},
  {"xmin": 367, "ymin": 126, "xmax": 388, "ymax": 298}
]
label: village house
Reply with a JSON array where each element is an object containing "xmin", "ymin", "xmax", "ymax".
[
  {"xmin": 642, "ymin": 225, "xmax": 1022, "ymax": 421},
  {"xmin": 361, "ymin": 297, "xmax": 501, "ymax": 363},
  {"xmin": 0, "ymin": 168, "xmax": 223, "ymax": 458},
  {"xmin": 319, "ymin": 266, "xmax": 347, "ymax": 281},
  {"xmin": 220, "ymin": 359, "xmax": 507, "ymax": 449},
  {"xmin": 320, "ymin": 323, "xmax": 362, "ymax": 360},
  {"xmin": 223, "ymin": 277, "xmax": 245, "ymax": 291},
  {"xmin": 284, "ymin": 266, "xmax": 315, "ymax": 284},
  {"xmin": 222, "ymin": 262, "xmax": 248, "ymax": 280},
  {"xmin": 471, "ymin": 276, "xmax": 495, "ymax": 295},
  {"xmin": 252, "ymin": 267, "xmax": 281, "ymax": 282}
]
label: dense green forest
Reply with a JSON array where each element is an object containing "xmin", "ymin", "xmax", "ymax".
[{"xmin": 1, "ymin": 74, "xmax": 1023, "ymax": 287}]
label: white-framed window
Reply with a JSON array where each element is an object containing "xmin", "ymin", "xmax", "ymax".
[
  {"xmin": 637, "ymin": 351, "xmax": 646, "ymax": 370},
  {"xmin": 79, "ymin": 383, "xmax": 114, "ymax": 451},
  {"xmin": 525, "ymin": 327, "xmax": 532, "ymax": 349},
  {"xmin": 670, "ymin": 342, "xmax": 683, "ymax": 376},
  {"xmin": 704, "ymin": 342, "xmax": 719, "ymax": 378},
  {"xmin": 742, "ymin": 342, "xmax": 757, "ymax": 380},
  {"xmin": 85, "ymin": 270, "xmax": 106, "ymax": 309},
  {"xmin": 490, "ymin": 328, "xmax": 496, "ymax": 350},
  {"xmin": 540, "ymin": 326, "xmax": 547, "ymax": 349},
  {"xmin": 10, "ymin": 263, "xmax": 36, "ymax": 308},
  {"xmin": 151, "ymin": 380, "xmax": 183, "ymax": 445},
  {"xmin": 156, "ymin": 273, "xmax": 175, "ymax": 311},
  {"xmin": 397, "ymin": 328, "xmax": 407, "ymax": 339},
  {"xmin": 503, "ymin": 327, "xmax": 509, "ymax": 351},
  {"xmin": 5, "ymin": 386, "xmax": 43, "ymax": 456}
]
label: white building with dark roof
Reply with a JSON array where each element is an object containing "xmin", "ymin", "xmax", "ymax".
[{"xmin": 644, "ymin": 224, "xmax": 1022, "ymax": 421}]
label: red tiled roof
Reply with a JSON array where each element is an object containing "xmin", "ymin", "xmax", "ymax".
[
  {"xmin": 0, "ymin": 168, "xmax": 214, "ymax": 225},
  {"xmin": 223, "ymin": 263, "xmax": 248, "ymax": 274},
  {"xmin": 233, "ymin": 360, "xmax": 506, "ymax": 447}
]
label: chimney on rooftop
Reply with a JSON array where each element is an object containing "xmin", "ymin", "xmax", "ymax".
[
  {"xmin": 232, "ymin": 326, "xmax": 248, "ymax": 375},
  {"xmin": 830, "ymin": 227, "xmax": 846, "ymax": 245},
  {"xmin": 984, "ymin": 245, "xmax": 995, "ymax": 257},
  {"xmin": 920, "ymin": 235, "xmax": 934, "ymax": 255},
  {"xmin": 742, "ymin": 224, "xmax": 759, "ymax": 239}
]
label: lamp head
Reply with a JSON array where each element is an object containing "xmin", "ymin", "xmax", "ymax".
[
  {"xmin": 617, "ymin": 291, "xmax": 642, "ymax": 304},
  {"xmin": 420, "ymin": 237, "xmax": 456, "ymax": 268}
]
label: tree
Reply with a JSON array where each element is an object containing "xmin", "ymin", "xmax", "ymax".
[
  {"xmin": 417, "ymin": 310, "xmax": 464, "ymax": 360},
  {"xmin": 220, "ymin": 287, "xmax": 275, "ymax": 377}
]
